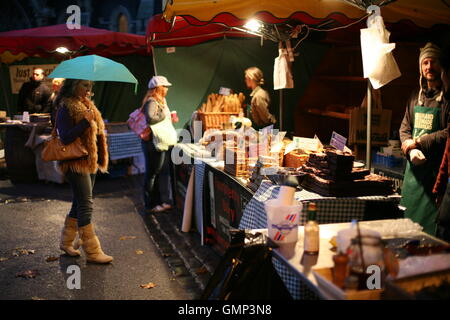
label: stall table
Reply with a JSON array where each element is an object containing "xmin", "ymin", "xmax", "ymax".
[
  {"xmin": 173, "ymin": 143, "xmax": 402, "ymax": 255},
  {"xmin": 171, "ymin": 143, "xmax": 254, "ymax": 251},
  {"xmin": 253, "ymin": 218, "xmax": 448, "ymax": 300},
  {"xmin": 0, "ymin": 122, "xmax": 50, "ymax": 183}
]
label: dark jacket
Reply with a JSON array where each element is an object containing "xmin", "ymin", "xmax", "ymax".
[
  {"xmin": 399, "ymin": 88, "xmax": 449, "ymax": 165},
  {"xmin": 433, "ymin": 123, "xmax": 450, "ymax": 197},
  {"xmin": 17, "ymin": 79, "xmax": 52, "ymax": 114}
]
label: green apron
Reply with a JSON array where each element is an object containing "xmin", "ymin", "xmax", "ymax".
[{"xmin": 400, "ymin": 105, "xmax": 442, "ymax": 235}]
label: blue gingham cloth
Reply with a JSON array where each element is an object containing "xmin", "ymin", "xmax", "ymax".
[
  {"xmin": 194, "ymin": 161, "xmax": 207, "ymax": 245},
  {"xmin": 107, "ymin": 132, "xmax": 143, "ymax": 161},
  {"xmin": 239, "ymin": 180, "xmax": 400, "ymax": 299}
]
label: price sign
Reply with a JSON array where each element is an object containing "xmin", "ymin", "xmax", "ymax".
[
  {"xmin": 293, "ymin": 136, "xmax": 320, "ymax": 152},
  {"xmin": 219, "ymin": 87, "xmax": 231, "ymax": 96},
  {"xmin": 330, "ymin": 131, "xmax": 347, "ymax": 151}
]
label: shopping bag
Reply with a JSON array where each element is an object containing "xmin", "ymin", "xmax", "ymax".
[
  {"xmin": 200, "ymin": 229, "xmax": 293, "ymax": 300},
  {"xmin": 127, "ymin": 106, "xmax": 151, "ymax": 141},
  {"xmin": 349, "ymin": 89, "xmax": 391, "ymax": 145},
  {"xmin": 150, "ymin": 116, "xmax": 177, "ymax": 151}
]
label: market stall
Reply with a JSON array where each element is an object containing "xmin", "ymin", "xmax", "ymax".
[
  {"xmin": 172, "ymin": 133, "xmax": 402, "ymax": 253},
  {"xmin": 0, "ymin": 25, "xmax": 151, "ymax": 183},
  {"xmin": 149, "ymin": 1, "xmax": 449, "ymax": 299}
]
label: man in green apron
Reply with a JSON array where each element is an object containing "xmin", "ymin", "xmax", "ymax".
[{"xmin": 399, "ymin": 42, "xmax": 449, "ymax": 235}]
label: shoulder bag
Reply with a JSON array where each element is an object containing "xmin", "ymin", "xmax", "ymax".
[
  {"xmin": 127, "ymin": 104, "xmax": 151, "ymax": 141},
  {"xmin": 41, "ymin": 117, "xmax": 88, "ymax": 162}
]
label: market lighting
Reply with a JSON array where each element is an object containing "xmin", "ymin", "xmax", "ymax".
[
  {"xmin": 55, "ymin": 46, "xmax": 70, "ymax": 54},
  {"xmin": 244, "ymin": 19, "xmax": 262, "ymax": 32}
]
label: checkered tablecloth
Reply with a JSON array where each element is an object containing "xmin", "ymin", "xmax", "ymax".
[
  {"xmin": 194, "ymin": 161, "xmax": 206, "ymax": 245},
  {"xmin": 172, "ymin": 143, "xmax": 220, "ymax": 246},
  {"xmin": 239, "ymin": 180, "xmax": 400, "ymax": 228},
  {"xmin": 107, "ymin": 132, "xmax": 143, "ymax": 161},
  {"xmin": 239, "ymin": 180, "xmax": 400, "ymax": 300}
]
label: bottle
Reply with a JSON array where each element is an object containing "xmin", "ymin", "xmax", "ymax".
[
  {"xmin": 332, "ymin": 251, "xmax": 349, "ymax": 289},
  {"xmin": 304, "ymin": 202, "xmax": 319, "ymax": 254}
]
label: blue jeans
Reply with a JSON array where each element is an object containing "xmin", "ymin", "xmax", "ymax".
[
  {"xmin": 141, "ymin": 140, "xmax": 173, "ymax": 209},
  {"xmin": 66, "ymin": 170, "xmax": 96, "ymax": 227}
]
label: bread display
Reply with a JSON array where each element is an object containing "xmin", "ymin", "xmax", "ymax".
[{"xmin": 198, "ymin": 93, "xmax": 245, "ymax": 113}]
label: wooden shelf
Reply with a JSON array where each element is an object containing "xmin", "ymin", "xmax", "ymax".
[{"xmin": 306, "ymin": 108, "xmax": 351, "ymax": 120}]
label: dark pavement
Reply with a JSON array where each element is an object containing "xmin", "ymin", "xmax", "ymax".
[{"xmin": 0, "ymin": 170, "xmax": 221, "ymax": 300}]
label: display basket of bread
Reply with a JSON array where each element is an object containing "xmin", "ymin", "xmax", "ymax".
[{"xmin": 197, "ymin": 93, "xmax": 245, "ymax": 131}]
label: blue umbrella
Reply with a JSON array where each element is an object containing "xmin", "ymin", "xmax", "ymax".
[{"xmin": 48, "ymin": 54, "xmax": 138, "ymax": 92}]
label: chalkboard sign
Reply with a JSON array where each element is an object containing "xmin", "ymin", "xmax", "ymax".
[{"xmin": 206, "ymin": 165, "xmax": 254, "ymax": 253}]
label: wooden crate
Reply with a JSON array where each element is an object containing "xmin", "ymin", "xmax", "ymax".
[
  {"xmin": 384, "ymin": 269, "xmax": 450, "ymax": 300},
  {"xmin": 198, "ymin": 112, "xmax": 239, "ymax": 131},
  {"xmin": 313, "ymin": 268, "xmax": 383, "ymax": 300}
]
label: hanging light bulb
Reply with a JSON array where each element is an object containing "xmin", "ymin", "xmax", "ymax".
[
  {"xmin": 55, "ymin": 47, "xmax": 70, "ymax": 54},
  {"xmin": 244, "ymin": 19, "xmax": 263, "ymax": 32}
]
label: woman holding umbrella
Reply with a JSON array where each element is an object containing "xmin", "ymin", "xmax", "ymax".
[{"xmin": 55, "ymin": 79, "xmax": 112, "ymax": 264}]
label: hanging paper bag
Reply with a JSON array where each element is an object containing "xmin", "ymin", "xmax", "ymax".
[{"xmin": 360, "ymin": 15, "xmax": 401, "ymax": 89}]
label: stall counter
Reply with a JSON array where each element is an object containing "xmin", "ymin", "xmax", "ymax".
[{"xmin": 252, "ymin": 218, "xmax": 449, "ymax": 300}]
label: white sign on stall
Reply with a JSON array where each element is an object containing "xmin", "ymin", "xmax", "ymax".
[
  {"xmin": 9, "ymin": 64, "xmax": 58, "ymax": 94},
  {"xmin": 293, "ymin": 136, "xmax": 320, "ymax": 152}
]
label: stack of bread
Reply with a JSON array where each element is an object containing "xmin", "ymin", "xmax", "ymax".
[{"xmin": 198, "ymin": 93, "xmax": 245, "ymax": 113}]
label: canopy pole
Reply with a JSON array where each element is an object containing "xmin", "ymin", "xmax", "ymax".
[
  {"xmin": 279, "ymin": 89, "xmax": 283, "ymax": 131},
  {"xmin": 366, "ymin": 81, "xmax": 372, "ymax": 170},
  {"xmin": 151, "ymin": 45, "xmax": 158, "ymax": 76}
]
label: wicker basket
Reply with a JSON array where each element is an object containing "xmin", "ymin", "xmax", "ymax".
[{"xmin": 198, "ymin": 112, "xmax": 240, "ymax": 131}]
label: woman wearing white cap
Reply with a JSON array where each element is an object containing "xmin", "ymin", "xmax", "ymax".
[{"xmin": 141, "ymin": 75, "xmax": 178, "ymax": 213}]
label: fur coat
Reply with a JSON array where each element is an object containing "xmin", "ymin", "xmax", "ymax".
[{"xmin": 58, "ymin": 97, "xmax": 109, "ymax": 174}]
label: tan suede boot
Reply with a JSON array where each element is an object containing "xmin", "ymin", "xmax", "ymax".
[
  {"xmin": 60, "ymin": 216, "xmax": 81, "ymax": 256},
  {"xmin": 79, "ymin": 223, "xmax": 113, "ymax": 264}
]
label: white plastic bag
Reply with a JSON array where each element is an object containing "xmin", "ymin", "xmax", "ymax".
[
  {"xmin": 360, "ymin": 15, "xmax": 401, "ymax": 89},
  {"xmin": 273, "ymin": 45, "xmax": 294, "ymax": 90},
  {"xmin": 150, "ymin": 117, "xmax": 178, "ymax": 151}
]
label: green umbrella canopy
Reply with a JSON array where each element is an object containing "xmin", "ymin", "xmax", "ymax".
[{"xmin": 48, "ymin": 54, "xmax": 138, "ymax": 92}]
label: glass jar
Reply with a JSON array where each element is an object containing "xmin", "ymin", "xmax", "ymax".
[{"xmin": 347, "ymin": 235, "xmax": 385, "ymax": 290}]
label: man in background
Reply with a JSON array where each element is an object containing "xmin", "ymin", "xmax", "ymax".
[{"xmin": 17, "ymin": 67, "xmax": 52, "ymax": 114}]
